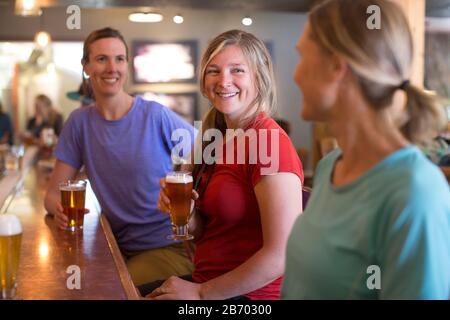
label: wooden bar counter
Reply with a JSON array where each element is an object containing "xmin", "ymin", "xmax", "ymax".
[{"xmin": 1, "ymin": 147, "xmax": 140, "ymax": 300}]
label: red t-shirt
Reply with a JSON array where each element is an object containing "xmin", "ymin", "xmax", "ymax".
[{"xmin": 193, "ymin": 113, "xmax": 304, "ymax": 300}]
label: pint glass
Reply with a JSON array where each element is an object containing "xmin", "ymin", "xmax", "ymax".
[
  {"xmin": 4, "ymin": 152, "xmax": 19, "ymax": 174},
  {"xmin": 0, "ymin": 214, "xmax": 22, "ymax": 300},
  {"xmin": 59, "ymin": 180, "xmax": 87, "ymax": 231},
  {"xmin": 165, "ymin": 172, "xmax": 194, "ymax": 240}
]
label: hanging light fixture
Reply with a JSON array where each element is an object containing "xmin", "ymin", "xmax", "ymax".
[
  {"xmin": 34, "ymin": 31, "xmax": 51, "ymax": 47},
  {"xmin": 15, "ymin": 0, "xmax": 42, "ymax": 16},
  {"xmin": 34, "ymin": 12, "xmax": 51, "ymax": 48},
  {"xmin": 129, "ymin": 11, "xmax": 163, "ymax": 23}
]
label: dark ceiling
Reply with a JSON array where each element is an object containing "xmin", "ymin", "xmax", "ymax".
[
  {"xmin": 0, "ymin": 0, "xmax": 315, "ymax": 11},
  {"xmin": 1, "ymin": 0, "xmax": 450, "ymax": 16},
  {"xmin": 46, "ymin": 0, "xmax": 315, "ymax": 11}
]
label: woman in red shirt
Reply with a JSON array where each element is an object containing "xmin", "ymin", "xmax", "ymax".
[{"xmin": 145, "ymin": 30, "xmax": 304, "ymax": 300}]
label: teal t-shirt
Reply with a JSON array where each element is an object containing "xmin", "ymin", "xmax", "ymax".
[{"xmin": 282, "ymin": 146, "xmax": 450, "ymax": 299}]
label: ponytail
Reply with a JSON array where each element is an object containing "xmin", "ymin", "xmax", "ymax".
[{"xmin": 400, "ymin": 85, "xmax": 447, "ymax": 145}]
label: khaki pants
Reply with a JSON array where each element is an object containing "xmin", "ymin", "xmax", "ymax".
[{"xmin": 123, "ymin": 243, "xmax": 194, "ymax": 286}]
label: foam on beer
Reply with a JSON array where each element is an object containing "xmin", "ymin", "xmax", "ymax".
[
  {"xmin": 166, "ymin": 175, "xmax": 193, "ymax": 184},
  {"xmin": 59, "ymin": 185, "xmax": 86, "ymax": 192},
  {"xmin": 0, "ymin": 214, "xmax": 22, "ymax": 236}
]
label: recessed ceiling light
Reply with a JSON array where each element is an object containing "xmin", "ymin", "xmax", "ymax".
[
  {"xmin": 173, "ymin": 14, "xmax": 184, "ymax": 24},
  {"xmin": 242, "ymin": 16, "xmax": 253, "ymax": 26},
  {"xmin": 129, "ymin": 12, "xmax": 163, "ymax": 23}
]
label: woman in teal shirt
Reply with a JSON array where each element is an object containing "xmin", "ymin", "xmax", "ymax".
[{"xmin": 283, "ymin": 0, "xmax": 450, "ymax": 299}]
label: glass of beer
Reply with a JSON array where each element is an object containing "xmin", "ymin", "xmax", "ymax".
[
  {"xmin": 0, "ymin": 214, "xmax": 22, "ymax": 300},
  {"xmin": 59, "ymin": 180, "xmax": 87, "ymax": 232},
  {"xmin": 11, "ymin": 145, "xmax": 25, "ymax": 171},
  {"xmin": 4, "ymin": 152, "xmax": 19, "ymax": 174},
  {"xmin": 165, "ymin": 171, "xmax": 194, "ymax": 240}
]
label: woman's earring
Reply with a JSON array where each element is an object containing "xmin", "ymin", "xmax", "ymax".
[{"xmin": 83, "ymin": 71, "xmax": 90, "ymax": 79}]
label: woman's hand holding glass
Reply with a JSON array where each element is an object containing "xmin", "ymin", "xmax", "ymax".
[{"xmin": 158, "ymin": 174, "xmax": 198, "ymax": 240}]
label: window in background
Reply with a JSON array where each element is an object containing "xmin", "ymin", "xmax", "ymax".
[{"xmin": 0, "ymin": 41, "xmax": 83, "ymax": 129}]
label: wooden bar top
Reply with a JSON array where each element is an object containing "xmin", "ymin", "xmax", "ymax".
[
  {"xmin": 2, "ymin": 152, "xmax": 140, "ymax": 300},
  {"xmin": 441, "ymin": 166, "xmax": 450, "ymax": 183}
]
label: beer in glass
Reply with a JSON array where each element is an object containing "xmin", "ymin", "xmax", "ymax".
[
  {"xmin": 4, "ymin": 152, "xmax": 19, "ymax": 173},
  {"xmin": 59, "ymin": 180, "xmax": 87, "ymax": 231},
  {"xmin": 0, "ymin": 214, "xmax": 22, "ymax": 300},
  {"xmin": 165, "ymin": 172, "xmax": 194, "ymax": 240}
]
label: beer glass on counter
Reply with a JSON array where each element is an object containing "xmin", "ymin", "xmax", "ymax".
[
  {"xmin": 4, "ymin": 152, "xmax": 19, "ymax": 174},
  {"xmin": 59, "ymin": 180, "xmax": 87, "ymax": 231},
  {"xmin": 165, "ymin": 171, "xmax": 194, "ymax": 240},
  {"xmin": 12, "ymin": 144, "xmax": 25, "ymax": 171},
  {"xmin": 0, "ymin": 214, "xmax": 22, "ymax": 300},
  {"xmin": 3, "ymin": 145, "xmax": 24, "ymax": 174}
]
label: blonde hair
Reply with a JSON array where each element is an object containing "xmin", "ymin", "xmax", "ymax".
[
  {"xmin": 35, "ymin": 94, "xmax": 59, "ymax": 126},
  {"xmin": 199, "ymin": 29, "xmax": 277, "ymax": 132},
  {"xmin": 188, "ymin": 30, "xmax": 277, "ymax": 177},
  {"xmin": 309, "ymin": 0, "xmax": 447, "ymax": 144},
  {"xmin": 191, "ymin": 29, "xmax": 277, "ymax": 175}
]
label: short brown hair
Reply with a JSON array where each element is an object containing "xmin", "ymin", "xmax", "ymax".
[
  {"xmin": 81, "ymin": 27, "xmax": 128, "ymax": 64},
  {"xmin": 35, "ymin": 94, "xmax": 52, "ymax": 109}
]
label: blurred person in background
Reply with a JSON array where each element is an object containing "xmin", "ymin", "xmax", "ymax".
[
  {"xmin": 0, "ymin": 100, "xmax": 13, "ymax": 145},
  {"xmin": 22, "ymin": 94, "xmax": 63, "ymax": 145}
]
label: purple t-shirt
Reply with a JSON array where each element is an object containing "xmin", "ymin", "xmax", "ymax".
[{"xmin": 55, "ymin": 96, "xmax": 196, "ymax": 251}]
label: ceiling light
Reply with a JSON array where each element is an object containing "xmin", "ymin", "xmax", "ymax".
[
  {"xmin": 15, "ymin": 0, "xmax": 42, "ymax": 16},
  {"xmin": 173, "ymin": 14, "xmax": 184, "ymax": 24},
  {"xmin": 242, "ymin": 16, "xmax": 253, "ymax": 26},
  {"xmin": 129, "ymin": 12, "xmax": 163, "ymax": 23}
]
